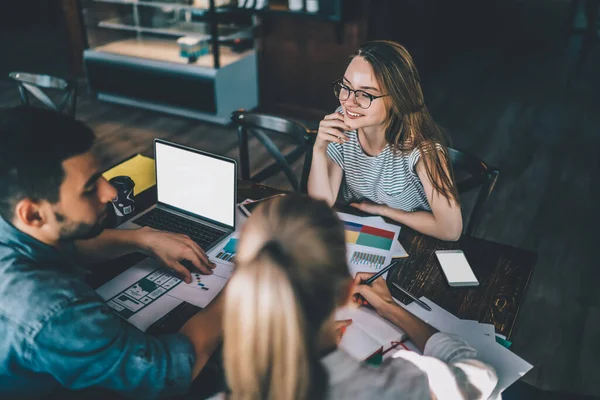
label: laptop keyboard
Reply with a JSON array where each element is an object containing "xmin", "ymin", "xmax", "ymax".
[{"xmin": 133, "ymin": 208, "xmax": 226, "ymax": 250}]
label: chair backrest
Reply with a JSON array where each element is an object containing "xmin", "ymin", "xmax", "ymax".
[
  {"xmin": 231, "ymin": 111, "xmax": 316, "ymax": 193},
  {"xmin": 447, "ymin": 147, "xmax": 499, "ymax": 237},
  {"xmin": 9, "ymin": 72, "xmax": 77, "ymax": 117}
]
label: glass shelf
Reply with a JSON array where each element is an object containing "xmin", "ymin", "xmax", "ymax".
[
  {"xmin": 93, "ymin": 37, "xmax": 253, "ymax": 67},
  {"xmin": 92, "ymin": 0, "xmax": 235, "ymax": 15},
  {"xmin": 97, "ymin": 15, "xmax": 252, "ymax": 41},
  {"xmin": 91, "ymin": 0, "xmax": 342, "ymax": 21}
]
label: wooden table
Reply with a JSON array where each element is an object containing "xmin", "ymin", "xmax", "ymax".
[{"xmin": 94, "ymin": 180, "xmax": 536, "ymax": 339}]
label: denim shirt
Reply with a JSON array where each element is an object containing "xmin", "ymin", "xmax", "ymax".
[{"xmin": 0, "ymin": 217, "xmax": 195, "ymax": 398}]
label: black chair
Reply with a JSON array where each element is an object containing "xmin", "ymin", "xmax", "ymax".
[
  {"xmin": 8, "ymin": 72, "xmax": 77, "ymax": 117},
  {"xmin": 448, "ymin": 147, "xmax": 499, "ymax": 237},
  {"xmin": 231, "ymin": 111, "xmax": 317, "ymax": 193}
]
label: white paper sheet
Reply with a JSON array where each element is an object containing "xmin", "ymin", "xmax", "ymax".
[
  {"xmin": 97, "ymin": 258, "xmax": 183, "ymax": 332},
  {"xmin": 337, "ymin": 322, "xmax": 383, "ymax": 361},
  {"xmin": 338, "ymin": 212, "xmax": 401, "ymax": 279},
  {"xmin": 167, "ymin": 268, "xmax": 229, "ymax": 308},
  {"xmin": 400, "ymin": 297, "xmax": 533, "ymax": 396},
  {"xmin": 336, "ymin": 305, "xmax": 406, "ymax": 347},
  {"xmin": 391, "ymin": 239, "xmax": 408, "ymax": 258},
  {"xmin": 128, "ymin": 295, "xmax": 183, "ymax": 332},
  {"xmin": 96, "ymin": 258, "xmax": 158, "ymax": 300},
  {"xmin": 463, "ymin": 320, "xmax": 497, "ymax": 345}
]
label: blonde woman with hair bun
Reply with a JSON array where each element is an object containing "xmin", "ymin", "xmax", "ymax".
[{"xmin": 208, "ymin": 195, "xmax": 497, "ymax": 400}]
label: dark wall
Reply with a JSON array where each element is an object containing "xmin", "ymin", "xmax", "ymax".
[
  {"xmin": 0, "ymin": 1, "xmax": 72, "ymax": 79},
  {"xmin": 259, "ymin": 0, "xmax": 573, "ymax": 119}
]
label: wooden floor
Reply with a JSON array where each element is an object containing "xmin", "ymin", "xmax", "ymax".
[{"xmin": 1, "ymin": 1, "xmax": 600, "ymax": 397}]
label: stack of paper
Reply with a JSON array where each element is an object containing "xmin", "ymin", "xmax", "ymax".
[{"xmin": 393, "ymin": 297, "xmax": 533, "ymax": 396}]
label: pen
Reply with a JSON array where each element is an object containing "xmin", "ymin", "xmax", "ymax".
[
  {"xmin": 362, "ymin": 260, "xmax": 398, "ymax": 285},
  {"xmin": 392, "ymin": 282, "xmax": 431, "ymax": 311}
]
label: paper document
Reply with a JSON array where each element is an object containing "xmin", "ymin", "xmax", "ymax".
[
  {"xmin": 337, "ymin": 212, "xmax": 402, "ymax": 278},
  {"xmin": 398, "ymin": 297, "xmax": 533, "ymax": 395},
  {"xmin": 167, "ymin": 267, "xmax": 229, "ymax": 308},
  {"xmin": 336, "ymin": 305, "xmax": 406, "ymax": 361},
  {"xmin": 96, "ymin": 258, "xmax": 184, "ymax": 332},
  {"xmin": 97, "ymin": 245, "xmax": 236, "ymax": 331},
  {"xmin": 358, "ymin": 214, "xmax": 408, "ymax": 258},
  {"xmin": 338, "ymin": 323, "xmax": 383, "ymax": 361}
]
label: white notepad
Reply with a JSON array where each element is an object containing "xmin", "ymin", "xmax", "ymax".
[{"xmin": 336, "ymin": 306, "xmax": 407, "ymax": 360}]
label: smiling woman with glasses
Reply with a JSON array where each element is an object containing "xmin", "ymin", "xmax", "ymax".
[{"xmin": 308, "ymin": 41, "xmax": 463, "ymax": 242}]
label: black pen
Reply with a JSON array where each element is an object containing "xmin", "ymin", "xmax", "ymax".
[
  {"xmin": 392, "ymin": 282, "xmax": 432, "ymax": 311},
  {"xmin": 361, "ymin": 260, "xmax": 399, "ymax": 285}
]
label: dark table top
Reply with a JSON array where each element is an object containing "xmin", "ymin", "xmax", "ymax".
[{"xmin": 93, "ymin": 180, "xmax": 536, "ymax": 339}]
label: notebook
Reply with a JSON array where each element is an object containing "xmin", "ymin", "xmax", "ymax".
[{"xmin": 336, "ymin": 305, "xmax": 407, "ymax": 361}]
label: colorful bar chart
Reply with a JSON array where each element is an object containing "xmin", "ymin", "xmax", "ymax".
[
  {"xmin": 193, "ymin": 273, "xmax": 210, "ymax": 291},
  {"xmin": 343, "ymin": 221, "xmax": 395, "ymax": 251},
  {"xmin": 215, "ymin": 238, "xmax": 238, "ymax": 263},
  {"xmin": 350, "ymin": 251, "xmax": 386, "ymax": 270}
]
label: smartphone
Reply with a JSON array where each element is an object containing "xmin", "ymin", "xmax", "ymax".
[
  {"xmin": 238, "ymin": 194, "xmax": 287, "ymax": 217},
  {"xmin": 435, "ymin": 250, "xmax": 479, "ymax": 287}
]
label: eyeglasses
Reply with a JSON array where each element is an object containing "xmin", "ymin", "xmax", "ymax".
[{"xmin": 332, "ymin": 81, "xmax": 389, "ymax": 109}]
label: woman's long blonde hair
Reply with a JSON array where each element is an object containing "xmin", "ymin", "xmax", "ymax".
[
  {"xmin": 355, "ymin": 41, "xmax": 459, "ymax": 204},
  {"xmin": 223, "ymin": 195, "xmax": 350, "ymax": 400}
]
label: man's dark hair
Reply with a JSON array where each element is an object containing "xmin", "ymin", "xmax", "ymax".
[{"xmin": 0, "ymin": 106, "xmax": 95, "ymax": 221}]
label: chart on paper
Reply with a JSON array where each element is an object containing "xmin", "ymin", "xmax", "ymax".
[
  {"xmin": 105, "ymin": 267, "xmax": 183, "ymax": 320},
  {"xmin": 168, "ymin": 268, "xmax": 229, "ymax": 308},
  {"xmin": 212, "ymin": 237, "xmax": 237, "ymax": 264},
  {"xmin": 343, "ymin": 221, "xmax": 395, "ymax": 251},
  {"xmin": 349, "ymin": 251, "xmax": 386, "ymax": 270}
]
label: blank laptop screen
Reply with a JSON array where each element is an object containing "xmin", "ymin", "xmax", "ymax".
[{"xmin": 155, "ymin": 141, "xmax": 236, "ymax": 228}]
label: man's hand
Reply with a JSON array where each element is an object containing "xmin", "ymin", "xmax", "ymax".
[
  {"xmin": 350, "ymin": 200, "xmax": 387, "ymax": 216},
  {"xmin": 133, "ymin": 227, "xmax": 215, "ymax": 283},
  {"xmin": 351, "ymin": 273, "xmax": 395, "ymax": 317}
]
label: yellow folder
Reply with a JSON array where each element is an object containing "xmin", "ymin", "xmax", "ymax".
[{"xmin": 102, "ymin": 154, "xmax": 156, "ymax": 196}]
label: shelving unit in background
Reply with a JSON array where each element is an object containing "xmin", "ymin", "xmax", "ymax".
[
  {"xmin": 81, "ymin": 0, "xmax": 258, "ymax": 124},
  {"xmin": 80, "ymin": 0, "xmax": 347, "ymax": 124}
]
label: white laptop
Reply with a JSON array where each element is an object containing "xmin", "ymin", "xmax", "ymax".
[{"xmin": 119, "ymin": 139, "xmax": 236, "ymax": 252}]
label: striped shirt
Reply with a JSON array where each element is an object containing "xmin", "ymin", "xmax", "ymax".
[{"xmin": 327, "ymin": 130, "xmax": 431, "ymax": 212}]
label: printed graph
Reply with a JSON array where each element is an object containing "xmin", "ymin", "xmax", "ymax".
[
  {"xmin": 214, "ymin": 238, "xmax": 237, "ymax": 263},
  {"xmin": 350, "ymin": 251, "xmax": 386, "ymax": 270},
  {"xmin": 343, "ymin": 221, "xmax": 395, "ymax": 251},
  {"xmin": 106, "ymin": 268, "xmax": 181, "ymax": 319},
  {"xmin": 193, "ymin": 273, "xmax": 211, "ymax": 290}
]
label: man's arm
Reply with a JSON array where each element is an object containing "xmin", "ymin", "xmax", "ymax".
[
  {"xmin": 180, "ymin": 293, "xmax": 225, "ymax": 379},
  {"xmin": 73, "ymin": 228, "xmax": 145, "ymax": 263},
  {"xmin": 74, "ymin": 227, "xmax": 215, "ymax": 280},
  {"xmin": 31, "ymin": 294, "xmax": 206, "ymax": 398}
]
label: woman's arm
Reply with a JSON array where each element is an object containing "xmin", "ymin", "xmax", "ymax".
[
  {"xmin": 351, "ymin": 159, "xmax": 463, "ymax": 241},
  {"xmin": 308, "ymin": 149, "xmax": 343, "ymax": 206},
  {"xmin": 307, "ymin": 112, "xmax": 348, "ymax": 206},
  {"xmin": 351, "ymin": 273, "xmax": 438, "ymax": 351},
  {"xmin": 351, "ymin": 274, "xmax": 498, "ymax": 399}
]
